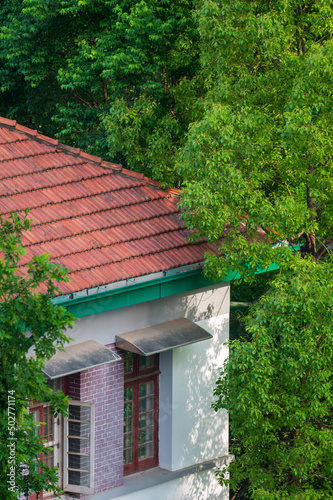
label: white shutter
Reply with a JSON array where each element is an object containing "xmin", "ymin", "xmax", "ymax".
[{"xmin": 63, "ymin": 401, "xmax": 95, "ymax": 494}]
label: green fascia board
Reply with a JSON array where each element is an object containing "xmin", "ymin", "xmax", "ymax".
[
  {"xmin": 53, "ymin": 259, "xmax": 280, "ymax": 319},
  {"xmin": 54, "ymin": 268, "xmax": 224, "ymax": 319}
]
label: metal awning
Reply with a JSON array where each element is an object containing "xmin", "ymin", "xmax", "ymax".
[
  {"xmin": 115, "ymin": 317, "xmax": 212, "ymax": 356},
  {"xmin": 43, "ymin": 340, "xmax": 121, "ymax": 379}
]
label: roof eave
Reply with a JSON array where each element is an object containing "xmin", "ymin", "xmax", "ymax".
[{"xmin": 52, "ymin": 261, "xmax": 280, "ymax": 319}]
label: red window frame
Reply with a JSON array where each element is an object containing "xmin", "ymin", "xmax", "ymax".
[{"xmin": 124, "ymin": 353, "xmax": 159, "ymax": 475}]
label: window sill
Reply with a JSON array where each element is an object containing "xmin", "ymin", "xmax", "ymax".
[{"xmin": 73, "ymin": 455, "xmax": 232, "ymax": 500}]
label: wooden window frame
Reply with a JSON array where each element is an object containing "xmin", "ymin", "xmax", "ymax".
[
  {"xmin": 29, "ymin": 380, "xmax": 95, "ymax": 497},
  {"xmin": 124, "ymin": 353, "xmax": 159, "ymax": 475},
  {"xmin": 63, "ymin": 401, "xmax": 95, "ymax": 495},
  {"xmin": 29, "ymin": 398, "xmax": 62, "ymax": 500}
]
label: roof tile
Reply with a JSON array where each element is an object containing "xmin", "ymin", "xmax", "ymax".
[
  {"xmin": 101, "ymin": 160, "xmax": 122, "ymax": 171},
  {"xmin": 79, "ymin": 151, "xmax": 102, "ymax": 164},
  {"xmin": 0, "ymin": 117, "xmax": 17, "ymax": 127},
  {"xmin": 121, "ymin": 168, "xmax": 144, "ymax": 180},
  {"xmin": 0, "ymin": 118, "xmax": 217, "ymax": 295},
  {"xmin": 36, "ymin": 133, "xmax": 59, "ymax": 145},
  {"xmin": 15, "ymin": 124, "xmax": 37, "ymax": 136},
  {"xmin": 0, "ymin": 128, "xmax": 27, "ymax": 144}
]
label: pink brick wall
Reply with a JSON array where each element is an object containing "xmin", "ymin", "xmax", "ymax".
[
  {"xmin": 79, "ymin": 343, "xmax": 124, "ymax": 494},
  {"xmin": 67, "ymin": 372, "xmax": 81, "ymax": 400}
]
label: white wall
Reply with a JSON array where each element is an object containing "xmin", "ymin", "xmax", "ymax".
[
  {"xmin": 85, "ymin": 466, "xmax": 228, "ymax": 500},
  {"xmin": 113, "ymin": 468, "xmax": 227, "ymax": 500},
  {"xmin": 66, "ymin": 282, "xmax": 230, "ymax": 474},
  {"xmin": 66, "ymin": 282, "xmax": 230, "ymax": 347},
  {"xmin": 159, "ymin": 314, "xmax": 229, "ymax": 471},
  {"xmin": 66, "ymin": 282, "xmax": 230, "ymax": 499}
]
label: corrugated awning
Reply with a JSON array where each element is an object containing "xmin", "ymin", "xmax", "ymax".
[
  {"xmin": 43, "ymin": 340, "xmax": 121, "ymax": 379},
  {"xmin": 115, "ymin": 317, "xmax": 212, "ymax": 356}
]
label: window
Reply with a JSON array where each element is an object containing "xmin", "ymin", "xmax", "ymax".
[
  {"xmin": 29, "ymin": 402, "xmax": 61, "ymax": 500},
  {"xmin": 30, "ymin": 379, "xmax": 95, "ymax": 496},
  {"xmin": 63, "ymin": 401, "xmax": 95, "ymax": 495},
  {"xmin": 123, "ymin": 352, "xmax": 159, "ymax": 475},
  {"xmin": 43, "ymin": 377, "xmax": 63, "ymax": 477}
]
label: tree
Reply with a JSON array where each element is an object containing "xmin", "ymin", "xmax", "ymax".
[
  {"xmin": 0, "ymin": 212, "xmax": 74, "ymax": 499},
  {"xmin": 0, "ymin": 0, "xmax": 203, "ymax": 185},
  {"xmin": 178, "ymin": 0, "xmax": 333, "ymax": 277},
  {"xmin": 176, "ymin": 0, "xmax": 333, "ymax": 497},
  {"xmin": 213, "ymin": 263, "xmax": 333, "ymax": 499}
]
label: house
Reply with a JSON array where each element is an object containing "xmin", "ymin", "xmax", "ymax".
[{"xmin": 0, "ymin": 117, "xmax": 233, "ymax": 499}]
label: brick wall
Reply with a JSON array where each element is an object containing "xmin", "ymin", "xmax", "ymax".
[
  {"xmin": 67, "ymin": 371, "xmax": 81, "ymax": 400},
  {"xmin": 79, "ymin": 343, "xmax": 124, "ymax": 494}
]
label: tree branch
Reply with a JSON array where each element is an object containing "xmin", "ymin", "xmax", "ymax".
[
  {"xmin": 103, "ymin": 78, "xmax": 108, "ymax": 104},
  {"xmin": 231, "ymin": 485, "xmax": 242, "ymax": 500},
  {"xmin": 314, "ymin": 237, "xmax": 333, "ymax": 260}
]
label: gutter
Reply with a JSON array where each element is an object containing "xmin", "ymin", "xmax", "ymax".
[
  {"xmin": 53, "ymin": 259, "xmax": 281, "ymax": 319},
  {"xmin": 52, "ymin": 267, "xmax": 229, "ymax": 319}
]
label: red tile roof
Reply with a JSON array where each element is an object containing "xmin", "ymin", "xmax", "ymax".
[{"xmin": 0, "ymin": 118, "xmax": 216, "ymax": 295}]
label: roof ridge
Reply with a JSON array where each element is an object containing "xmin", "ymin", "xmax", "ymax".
[
  {"xmin": 0, "ymin": 117, "xmax": 180, "ymax": 195},
  {"xmin": 19, "ymin": 227, "xmax": 186, "ymax": 264}
]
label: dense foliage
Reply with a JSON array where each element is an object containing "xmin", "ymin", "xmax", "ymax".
[
  {"xmin": 0, "ymin": 212, "xmax": 74, "ymax": 499},
  {"xmin": 178, "ymin": 0, "xmax": 333, "ymax": 278},
  {"xmin": 0, "ymin": 0, "xmax": 202, "ymax": 184},
  {"xmin": 214, "ymin": 263, "xmax": 333, "ymax": 499},
  {"xmin": 176, "ymin": 0, "xmax": 333, "ymax": 497},
  {"xmin": 0, "ymin": 1, "xmax": 332, "ymax": 498}
]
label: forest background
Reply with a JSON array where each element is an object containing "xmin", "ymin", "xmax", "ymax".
[{"xmin": 0, "ymin": 1, "xmax": 332, "ymax": 499}]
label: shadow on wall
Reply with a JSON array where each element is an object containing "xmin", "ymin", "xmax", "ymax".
[
  {"xmin": 65, "ymin": 283, "xmax": 230, "ymax": 346},
  {"xmin": 182, "ymin": 286, "xmax": 229, "ymax": 323},
  {"xmin": 113, "ymin": 468, "xmax": 228, "ymax": 500},
  {"xmin": 61, "ymin": 283, "xmax": 230, "ymax": 500},
  {"xmin": 170, "ymin": 313, "xmax": 229, "ymax": 470}
]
